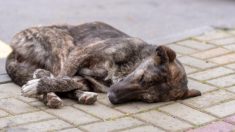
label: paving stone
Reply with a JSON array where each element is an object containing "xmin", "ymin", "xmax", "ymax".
[
  {"xmin": 178, "ymin": 40, "xmax": 214, "ymax": 50},
  {"xmin": 0, "ymin": 111, "xmax": 54, "ymax": 128},
  {"xmin": 209, "ymin": 53, "xmax": 235, "ymax": 64},
  {"xmin": 224, "ymin": 44, "xmax": 235, "ymax": 51},
  {"xmin": 179, "ymin": 56, "xmax": 216, "ymax": 69},
  {"xmin": 135, "ymin": 110, "xmax": 192, "ymax": 131},
  {"xmin": 74, "ymin": 103, "xmax": 123, "ymax": 119},
  {"xmin": 210, "ymin": 37, "xmax": 235, "ymax": 45},
  {"xmin": 207, "ymin": 74, "xmax": 235, "ymax": 87},
  {"xmin": 189, "ymin": 67, "xmax": 233, "ymax": 81},
  {"xmin": 224, "ymin": 114, "xmax": 235, "ymax": 124},
  {"xmin": 184, "ymin": 65, "xmax": 198, "ymax": 74},
  {"xmin": 58, "ymin": 128, "xmax": 83, "ymax": 132},
  {"xmin": 187, "ymin": 79, "xmax": 217, "ymax": 93},
  {"xmin": 192, "ymin": 47, "xmax": 230, "ymax": 59},
  {"xmin": 205, "ymin": 100, "xmax": 235, "ymax": 117},
  {"xmin": 195, "ymin": 31, "xmax": 231, "ymax": 41},
  {"xmin": 225, "ymin": 63, "xmax": 235, "ymax": 70},
  {"xmin": 167, "ymin": 44, "xmax": 197, "ymax": 55},
  {"xmin": 121, "ymin": 125, "xmax": 165, "ymax": 132},
  {"xmin": 17, "ymin": 96, "xmax": 38, "ymax": 103},
  {"xmin": 0, "ymin": 83, "xmax": 21, "ymax": 98},
  {"xmin": 29, "ymin": 101, "xmax": 48, "ymax": 109},
  {"xmin": 11, "ymin": 119, "xmax": 72, "ymax": 132},
  {"xmin": 159, "ymin": 103, "xmax": 216, "ymax": 125},
  {"xmin": 80, "ymin": 117, "xmax": 144, "ymax": 132},
  {"xmin": 62, "ymin": 99, "xmax": 77, "ymax": 106},
  {"xmin": 46, "ymin": 106, "xmax": 98, "ymax": 125},
  {"xmin": 114, "ymin": 102, "xmax": 170, "ymax": 114},
  {"xmin": 97, "ymin": 93, "xmax": 107, "ymax": 100},
  {"xmin": 97, "ymin": 93, "xmax": 113, "ymax": 106},
  {"xmin": 187, "ymin": 121, "xmax": 235, "ymax": 132},
  {"xmin": 183, "ymin": 90, "xmax": 235, "ymax": 108},
  {"xmin": 228, "ymin": 30, "xmax": 235, "ymax": 35},
  {"xmin": 0, "ymin": 98, "xmax": 37, "ymax": 114},
  {"xmin": 227, "ymin": 86, "xmax": 235, "ymax": 93},
  {"xmin": 0, "ymin": 74, "xmax": 11, "ymax": 84},
  {"xmin": 0, "ymin": 109, "xmax": 9, "ymax": 117}
]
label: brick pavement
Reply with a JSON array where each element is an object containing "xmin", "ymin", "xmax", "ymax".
[{"xmin": 0, "ymin": 29, "xmax": 235, "ymax": 131}]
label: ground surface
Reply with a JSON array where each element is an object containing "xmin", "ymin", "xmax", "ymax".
[{"xmin": 0, "ymin": 29, "xmax": 235, "ymax": 131}]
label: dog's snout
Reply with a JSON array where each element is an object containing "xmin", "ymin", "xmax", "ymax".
[{"xmin": 108, "ymin": 91, "xmax": 119, "ymax": 104}]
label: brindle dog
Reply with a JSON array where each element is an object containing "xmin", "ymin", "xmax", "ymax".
[{"xmin": 6, "ymin": 22, "xmax": 201, "ymax": 108}]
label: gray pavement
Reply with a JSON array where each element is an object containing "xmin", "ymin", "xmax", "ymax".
[
  {"xmin": 0, "ymin": 28, "xmax": 235, "ymax": 131},
  {"xmin": 0, "ymin": 0, "xmax": 235, "ymax": 43}
]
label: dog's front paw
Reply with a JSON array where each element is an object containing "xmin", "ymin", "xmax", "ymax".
[
  {"xmin": 46, "ymin": 96, "xmax": 63, "ymax": 109},
  {"xmin": 22, "ymin": 79, "xmax": 40, "ymax": 97},
  {"xmin": 78, "ymin": 92, "xmax": 98, "ymax": 105}
]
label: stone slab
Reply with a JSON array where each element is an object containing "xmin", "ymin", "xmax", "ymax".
[
  {"xmin": 159, "ymin": 103, "xmax": 216, "ymax": 125},
  {"xmin": 187, "ymin": 121, "xmax": 235, "ymax": 132},
  {"xmin": 192, "ymin": 47, "xmax": 230, "ymax": 59},
  {"xmin": 183, "ymin": 90, "xmax": 235, "ymax": 108},
  {"xmin": 189, "ymin": 67, "xmax": 233, "ymax": 81},
  {"xmin": 135, "ymin": 110, "xmax": 192, "ymax": 131},
  {"xmin": 81, "ymin": 117, "xmax": 144, "ymax": 132},
  {"xmin": 205, "ymin": 100, "xmax": 235, "ymax": 117},
  {"xmin": 46, "ymin": 106, "xmax": 99, "ymax": 125},
  {"xmin": 10, "ymin": 119, "xmax": 72, "ymax": 132},
  {"xmin": 207, "ymin": 74, "xmax": 235, "ymax": 87}
]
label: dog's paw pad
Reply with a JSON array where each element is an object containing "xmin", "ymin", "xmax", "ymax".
[
  {"xmin": 21, "ymin": 79, "xmax": 40, "ymax": 97},
  {"xmin": 78, "ymin": 92, "xmax": 98, "ymax": 105},
  {"xmin": 47, "ymin": 96, "xmax": 63, "ymax": 109}
]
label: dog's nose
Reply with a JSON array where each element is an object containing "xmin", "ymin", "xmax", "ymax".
[{"xmin": 107, "ymin": 91, "xmax": 119, "ymax": 104}]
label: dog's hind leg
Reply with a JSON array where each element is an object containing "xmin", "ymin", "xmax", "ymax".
[{"xmin": 40, "ymin": 92, "xmax": 63, "ymax": 108}]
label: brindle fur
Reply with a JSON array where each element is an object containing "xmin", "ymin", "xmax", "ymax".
[{"xmin": 6, "ymin": 22, "xmax": 201, "ymax": 108}]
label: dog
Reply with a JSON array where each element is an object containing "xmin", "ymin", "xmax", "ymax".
[{"xmin": 6, "ymin": 22, "xmax": 201, "ymax": 108}]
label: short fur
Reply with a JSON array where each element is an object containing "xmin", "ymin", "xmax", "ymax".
[{"xmin": 6, "ymin": 22, "xmax": 201, "ymax": 108}]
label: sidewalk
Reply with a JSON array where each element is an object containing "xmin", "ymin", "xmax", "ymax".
[{"xmin": 0, "ymin": 28, "xmax": 235, "ymax": 131}]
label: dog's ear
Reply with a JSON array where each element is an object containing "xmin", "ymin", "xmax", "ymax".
[{"xmin": 156, "ymin": 45, "xmax": 176, "ymax": 63}]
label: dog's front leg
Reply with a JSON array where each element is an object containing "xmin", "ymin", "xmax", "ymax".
[
  {"xmin": 22, "ymin": 76, "xmax": 87, "ymax": 97},
  {"xmin": 31, "ymin": 69, "xmax": 63, "ymax": 108}
]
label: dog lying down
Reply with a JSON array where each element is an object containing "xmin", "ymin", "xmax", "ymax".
[{"xmin": 6, "ymin": 22, "xmax": 201, "ymax": 108}]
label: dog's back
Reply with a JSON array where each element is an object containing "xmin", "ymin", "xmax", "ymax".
[{"xmin": 7, "ymin": 22, "xmax": 132, "ymax": 83}]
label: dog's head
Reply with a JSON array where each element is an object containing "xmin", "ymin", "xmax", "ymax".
[{"xmin": 108, "ymin": 45, "xmax": 200, "ymax": 104}]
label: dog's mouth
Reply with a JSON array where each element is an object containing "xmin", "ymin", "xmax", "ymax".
[
  {"xmin": 108, "ymin": 81, "xmax": 151, "ymax": 104},
  {"xmin": 107, "ymin": 89, "xmax": 144, "ymax": 104}
]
